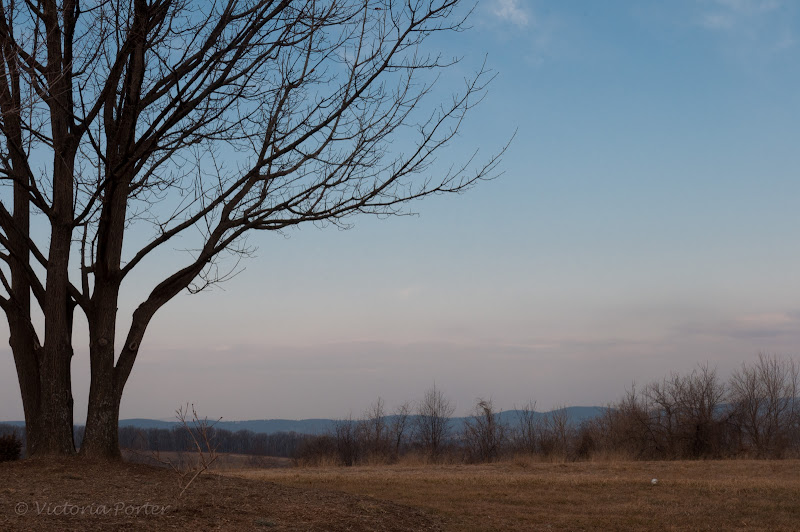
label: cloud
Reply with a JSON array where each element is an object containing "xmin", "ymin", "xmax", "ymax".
[
  {"xmin": 772, "ymin": 33, "xmax": 796, "ymax": 51},
  {"xmin": 697, "ymin": 0, "xmax": 784, "ymax": 31},
  {"xmin": 727, "ymin": 313, "xmax": 798, "ymax": 338},
  {"xmin": 693, "ymin": 0, "xmax": 796, "ymax": 60},
  {"xmin": 395, "ymin": 285, "xmax": 420, "ymax": 301},
  {"xmin": 712, "ymin": 0, "xmax": 781, "ymax": 14},
  {"xmin": 682, "ymin": 312, "xmax": 800, "ymax": 341},
  {"xmin": 699, "ymin": 12, "xmax": 736, "ymax": 29},
  {"xmin": 491, "ymin": 0, "xmax": 530, "ymax": 27}
]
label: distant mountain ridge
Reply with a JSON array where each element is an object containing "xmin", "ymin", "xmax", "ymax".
[{"xmin": 2, "ymin": 406, "xmax": 606, "ymax": 435}]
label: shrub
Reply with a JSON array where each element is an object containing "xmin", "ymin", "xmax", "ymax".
[
  {"xmin": 295, "ymin": 435, "xmax": 338, "ymax": 467},
  {"xmin": 0, "ymin": 432, "xmax": 22, "ymax": 462}
]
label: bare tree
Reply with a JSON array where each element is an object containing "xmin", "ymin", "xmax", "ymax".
[
  {"xmin": 729, "ymin": 352, "xmax": 800, "ymax": 458},
  {"xmin": 540, "ymin": 405, "xmax": 574, "ymax": 459},
  {"xmin": 0, "ymin": 0, "xmax": 503, "ymax": 458},
  {"xmin": 360, "ymin": 396, "xmax": 390, "ymax": 461},
  {"xmin": 511, "ymin": 400, "xmax": 540, "ymax": 454},
  {"xmin": 332, "ymin": 414, "xmax": 361, "ymax": 467},
  {"xmin": 389, "ymin": 400, "xmax": 411, "ymax": 458},
  {"xmin": 463, "ymin": 397, "xmax": 507, "ymax": 462},
  {"xmin": 643, "ymin": 375, "xmax": 682, "ymax": 458},
  {"xmin": 644, "ymin": 364, "xmax": 727, "ymax": 458},
  {"xmin": 597, "ymin": 384, "xmax": 655, "ymax": 459},
  {"xmin": 414, "ymin": 383, "xmax": 454, "ymax": 461},
  {"xmin": 672, "ymin": 364, "xmax": 727, "ymax": 458}
]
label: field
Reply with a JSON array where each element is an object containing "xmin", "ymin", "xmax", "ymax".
[
  {"xmin": 226, "ymin": 459, "xmax": 800, "ymax": 531},
  {"xmin": 120, "ymin": 448, "xmax": 294, "ymax": 470},
  {"xmin": 0, "ymin": 457, "xmax": 440, "ymax": 531},
  {"xmin": 3, "ymin": 457, "xmax": 800, "ymax": 530}
]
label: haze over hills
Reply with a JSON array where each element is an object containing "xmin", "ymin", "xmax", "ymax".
[{"xmin": 2, "ymin": 406, "xmax": 605, "ymax": 435}]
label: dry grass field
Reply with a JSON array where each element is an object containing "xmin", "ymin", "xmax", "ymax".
[
  {"xmin": 226, "ymin": 458, "xmax": 800, "ymax": 531},
  {"xmin": 121, "ymin": 448, "xmax": 294, "ymax": 470},
  {"xmin": 0, "ymin": 457, "xmax": 442, "ymax": 531},
  {"xmin": 4, "ymin": 456, "xmax": 800, "ymax": 530}
]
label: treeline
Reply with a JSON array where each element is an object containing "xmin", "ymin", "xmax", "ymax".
[
  {"xmin": 3, "ymin": 352, "xmax": 798, "ymax": 464},
  {"xmin": 113, "ymin": 426, "xmax": 309, "ymax": 458},
  {"xmin": 0, "ymin": 424, "xmax": 311, "ymax": 459},
  {"xmin": 585, "ymin": 353, "xmax": 800, "ymax": 460},
  {"xmin": 294, "ymin": 387, "xmax": 594, "ymax": 465},
  {"xmin": 297, "ymin": 353, "xmax": 800, "ymax": 465}
]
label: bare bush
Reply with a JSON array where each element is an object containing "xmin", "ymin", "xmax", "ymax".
[
  {"xmin": 592, "ymin": 385, "xmax": 655, "ymax": 459},
  {"xmin": 729, "ymin": 353, "xmax": 800, "ymax": 458},
  {"xmin": 463, "ymin": 398, "xmax": 508, "ymax": 463},
  {"xmin": 0, "ymin": 430, "xmax": 22, "ymax": 462},
  {"xmin": 152, "ymin": 405, "xmax": 220, "ymax": 499},
  {"xmin": 510, "ymin": 401, "xmax": 541, "ymax": 455},
  {"xmin": 360, "ymin": 398, "xmax": 391, "ymax": 462},
  {"xmin": 333, "ymin": 416, "xmax": 362, "ymax": 467},
  {"xmin": 644, "ymin": 364, "xmax": 728, "ymax": 458},
  {"xmin": 390, "ymin": 402, "xmax": 413, "ymax": 459},
  {"xmin": 539, "ymin": 406, "xmax": 575, "ymax": 459},
  {"xmin": 414, "ymin": 385, "xmax": 455, "ymax": 461},
  {"xmin": 295, "ymin": 435, "xmax": 338, "ymax": 467}
]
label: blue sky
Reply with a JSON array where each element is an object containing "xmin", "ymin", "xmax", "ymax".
[{"xmin": 2, "ymin": 0, "xmax": 800, "ymax": 421}]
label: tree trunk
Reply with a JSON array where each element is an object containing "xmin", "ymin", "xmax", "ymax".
[
  {"xmin": 80, "ymin": 294, "xmax": 124, "ymax": 460},
  {"xmin": 80, "ymin": 375, "xmax": 123, "ymax": 459},
  {"xmin": 9, "ymin": 308, "xmax": 76, "ymax": 456},
  {"xmin": 33, "ymin": 342, "xmax": 76, "ymax": 455},
  {"xmin": 9, "ymin": 316, "xmax": 43, "ymax": 457},
  {"xmin": 9, "ymin": 296, "xmax": 78, "ymax": 456}
]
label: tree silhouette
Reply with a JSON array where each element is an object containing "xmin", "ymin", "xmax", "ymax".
[{"xmin": 0, "ymin": 0, "xmax": 502, "ymax": 458}]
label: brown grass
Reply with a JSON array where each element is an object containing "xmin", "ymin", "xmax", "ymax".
[
  {"xmin": 0, "ymin": 456, "xmax": 442, "ymax": 531},
  {"xmin": 121, "ymin": 448, "xmax": 294, "ymax": 470},
  {"xmin": 225, "ymin": 458, "xmax": 800, "ymax": 531},
  {"xmin": 4, "ymin": 455, "xmax": 800, "ymax": 530}
]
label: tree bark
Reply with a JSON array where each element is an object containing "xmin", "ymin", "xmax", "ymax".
[
  {"xmin": 8, "ymin": 315, "xmax": 41, "ymax": 456},
  {"xmin": 14, "ymin": 0, "xmax": 81, "ymax": 457},
  {"xmin": 34, "ymin": 344, "xmax": 76, "ymax": 455},
  {"xmin": 81, "ymin": 287, "xmax": 123, "ymax": 459},
  {"xmin": 80, "ymin": 359, "xmax": 123, "ymax": 460}
]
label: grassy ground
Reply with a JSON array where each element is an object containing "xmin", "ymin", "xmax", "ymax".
[
  {"xmin": 4, "ymin": 456, "xmax": 800, "ymax": 530},
  {"xmin": 226, "ymin": 458, "xmax": 800, "ymax": 531},
  {"xmin": 0, "ymin": 457, "xmax": 441, "ymax": 531},
  {"xmin": 121, "ymin": 448, "xmax": 294, "ymax": 470}
]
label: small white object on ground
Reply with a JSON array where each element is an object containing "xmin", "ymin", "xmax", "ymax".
[{"xmin": 651, "ymin": 478, "xmax": 658, "ymax": 485}]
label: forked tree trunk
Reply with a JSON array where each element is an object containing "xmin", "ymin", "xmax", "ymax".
[{"xmin": 80, "ymin": 286, "xmax": 151, "ymax": 459}]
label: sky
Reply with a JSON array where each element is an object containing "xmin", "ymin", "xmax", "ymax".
[{"xmin": 2, "ymin": 0, "xmax": 800, "ymax": 422}]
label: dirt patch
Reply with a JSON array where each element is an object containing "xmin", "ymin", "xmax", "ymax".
[{"xmin": 0, "ymin": 457, "xmax": 443, "ymax": 531}]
